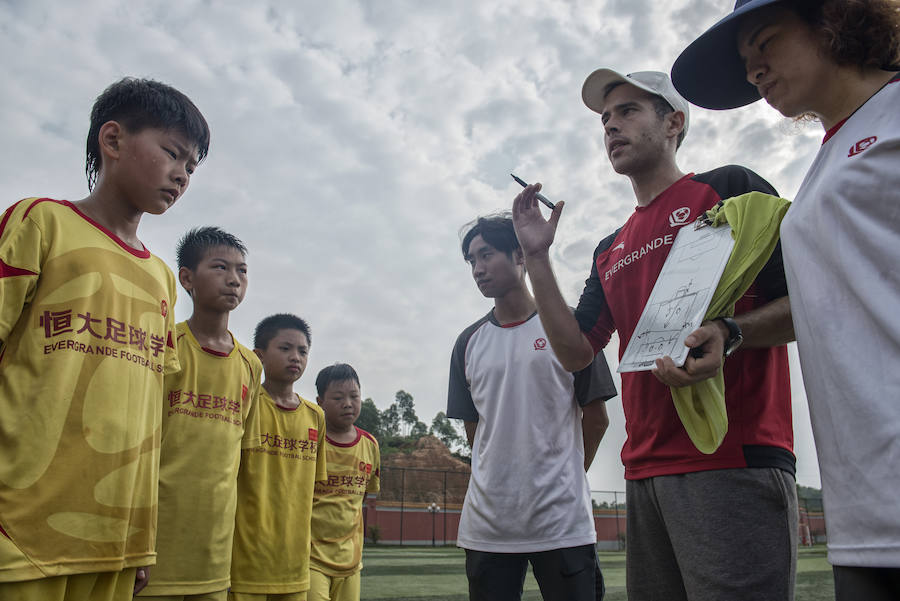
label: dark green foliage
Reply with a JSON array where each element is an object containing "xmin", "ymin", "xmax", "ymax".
[
  {"xmin": 357, "ymin": 398, "xmax": 382, "ymax": 438},
  {"xmin": 430, "ymin": 411, "xmax": 466, "ymax": 453}
]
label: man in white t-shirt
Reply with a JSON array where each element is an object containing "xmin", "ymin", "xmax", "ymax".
[{"xmin": 447, "ymin": 213, "xmax": 617, "ymax": 601}]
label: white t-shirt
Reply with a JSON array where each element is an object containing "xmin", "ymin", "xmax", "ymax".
[
  {"xmin": 447, "ymin": 311, "xmax": 616, "ymax": 553},
  {"xmin": 781, "ymin": 73, "xmax": 900, "ymax": 568}
]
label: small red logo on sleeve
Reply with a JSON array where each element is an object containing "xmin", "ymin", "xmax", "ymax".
[
  {"xmin": 241, "ymin": 385, "xmax": 248, "ymax": 400},
  {"xmin": 160, "ymin": 299, "xmax": 168, "ymax": 317},
  {"xmin": 309, "ymin": 428, "xmax": 319, "ymax": 442},
  {"xmin": 849, "ymin": 136, "xmax": 877, "ymax": 157},
  {"xmin": 534, "ymin": 338, "xmax": 547, "ymax": 350}
]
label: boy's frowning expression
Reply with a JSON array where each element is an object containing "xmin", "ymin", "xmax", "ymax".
[
  {"xmin": 113, "ymin": 126, "xmax": 199, "ymax": 215},
  {"xmin": 318, "ymin": 379, "xmax": 362, "ymax": 435},
  {"xmin": 179, "ymin": 245, "xmax": 247, "ymax": 312},
  {"xmin": 256, "ymin": 328, "xmax": 310, "ymax": 385}
]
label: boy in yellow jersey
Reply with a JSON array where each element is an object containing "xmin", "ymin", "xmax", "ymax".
[
  {"xmin": 0, "ymin": 78, "xmax": 209, "ymax": 601},
  {"xmin": 309, "ymin": 364, "xmax": 380, "ymax": 601},
  {"xmin": 230, "ymin": 314, "xmax": 327, "ymax": 601},
  {"xmin": 139, "ymin": 227, "xmax": 261, "ymax": 601}
]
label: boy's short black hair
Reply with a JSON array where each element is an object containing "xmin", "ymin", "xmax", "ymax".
[
  {"xmin": 176, "ymin": 226, "xmax": 247, "ymax": 272},
  {"xmin": 315, "ymin": 363, "xmax": 360, "ymax": 398},
  {"xmin": 86, "ymin": 77, "xmax": 210, "ymax": 191},
  {"xmin": 460, "ymin": 212, "xmax": 519, "ymax": 260},
  {"xmin": 254, "ymin": 313, "xmax": 311, "ymax": 351}
]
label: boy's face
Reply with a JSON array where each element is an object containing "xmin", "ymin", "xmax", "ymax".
[
  {"xmin": 465, "ymin": 234, "xmax": 524, "ymax": 299},
  {"xmin": 179, "ymin": 245, "xmax": 247, "ymax": 313},
  {"xmin": 317, "ymin": 379, "xmax": 362, "ymax": 433},
  {"xmin": 256, "ymin": 328, "xmax": 310, "ymax": 384},
  {"xmin": 112, "ymin": 126, "xmax": 199, "ymax": 215}
]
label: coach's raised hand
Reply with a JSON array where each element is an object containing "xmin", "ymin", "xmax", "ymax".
[{"xmin": 511, "ymin": 183, "xmax": 565, "ymax": 258}]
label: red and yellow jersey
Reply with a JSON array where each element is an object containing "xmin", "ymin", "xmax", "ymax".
[
  {"xmin": 0, "ymin": 198, "xmax": 178, "ymax": 582},
  {"xmin": 230, "ymin": 390, "xmax": 327, "ymax": 594},
  {"xmin": 140, "ymin": 321, "xmax": 261, "ymax": 596},
  {"xmin": 310, "ymin": 428, "xmax": 380, "ymax": 577}
]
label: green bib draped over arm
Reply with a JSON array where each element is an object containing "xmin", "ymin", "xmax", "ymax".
[{"xmin": 672, "ymin": 191, "xmax": 791, "ymax": 454}]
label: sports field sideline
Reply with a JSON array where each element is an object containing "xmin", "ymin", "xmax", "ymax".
[{"xmin": 360, "ymin": 546, "xmax": 834, "ymax": 600}]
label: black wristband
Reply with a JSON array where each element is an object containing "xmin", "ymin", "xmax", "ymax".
[{"xmin": 715, "ymin": 316, "xmax": 743, "ymax": 357}]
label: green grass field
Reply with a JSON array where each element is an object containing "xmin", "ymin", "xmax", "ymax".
[{"xmin": 360, "ymin": 545, "xmax": 834, "ymax": 600}]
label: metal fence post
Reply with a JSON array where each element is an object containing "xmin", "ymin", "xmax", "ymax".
[
  {"xmin": 400, "ymin": 468, "xmax": 405, "ymax": 545},
  {"xmin": 442, "ymin": 470, "xmax": 448, "ymax": 546},
  {"xmin": 613, "ymin": 490, "xmax": 622, "ymax": 550}
]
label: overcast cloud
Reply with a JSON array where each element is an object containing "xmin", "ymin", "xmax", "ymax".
[{"xmin": 1, "ymin": 0, "xmax": 823, "ymax": 491}]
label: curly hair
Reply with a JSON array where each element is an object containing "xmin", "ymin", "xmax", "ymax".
[{"xmin": 790, "ymin": 0, "xmax": 900, "ymax": 70}]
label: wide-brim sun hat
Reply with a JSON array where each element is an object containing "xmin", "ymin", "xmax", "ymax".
[
  {"xmin": 583, "ymin": 69, "xmax": 690, "ymax": 137},
  {"xmin": 671, "ymin": 0, "xmax": 785, "ymax": 110}
]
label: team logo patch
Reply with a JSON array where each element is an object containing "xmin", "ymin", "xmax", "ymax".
[
  {"xmin": 359, "ymin": 461, "xmax": 373, "ymax": 474},
  {"xmin": 669, "ymin": 207, "xmax": 691, "ymax": 227},
  {"xmin": 848, "ymin": 136, "xmax": 877, "ymax": 157},
  {"xmin": 534, "ymin": 338, "xmax": 547, "ymax": 350},
  {"xmin": 309, "ymin": 428, "xmax": 319, "ymax": 442},
  {"xmin": 160, "ymin": 299, "xmax": 168, "ymax": 317}
]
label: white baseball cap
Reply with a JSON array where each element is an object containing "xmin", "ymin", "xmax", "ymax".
[{"xmin": 582, "ymin": 69, "xmax": 690, "ymax": 138}]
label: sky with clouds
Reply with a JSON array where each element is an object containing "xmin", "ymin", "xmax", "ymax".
[{"xmin": 1, "ymin": 0, "xmax": 826, "ymax": 492}]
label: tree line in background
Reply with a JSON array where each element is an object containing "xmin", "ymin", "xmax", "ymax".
[
  {"xmin": 353, "ymin": 392, "xmax": 828, "ymax": 508},
  {"xmin": 355, "ymin": 390, "xmax": 470, "ymax": 461}
]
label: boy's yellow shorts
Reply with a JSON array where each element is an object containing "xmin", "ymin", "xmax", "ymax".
[
  {"xmin": 0, "ymin": 568, "xmax": 136, "ymax": 601},
  {"xmin": 307, "ymin": 569, "xmax": 360, "ymax": 601},
  {"xmin": 229, "ymin": 592, "xmax": 307, "ymax": 601},
  {"xmin": 142, "ymin": 592, "xmax": 226, "ymax": 601}
]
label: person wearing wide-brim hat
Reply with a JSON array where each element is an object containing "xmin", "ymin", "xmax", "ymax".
[{"xmin": 672, "ymin": 2, "xmax": 900, "ymax": 600}]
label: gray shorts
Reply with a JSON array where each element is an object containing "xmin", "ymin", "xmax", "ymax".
[{"xmin": 626, "ymin": 467, "xmax": 798, "ymax": 601}]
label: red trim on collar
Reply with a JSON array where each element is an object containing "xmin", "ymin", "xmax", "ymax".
[
  {"xmin": 23, "ymin": 199, "xmax": 151, "ymax": 258},
  {"xmin": 200, "ymin": 346, "xmax": 230, "ymax": 357},
  {"xmin": 822, "ymin": 73, "xmax": 900, "ymax": 144},
  {"xmin": 326, "ymin": 426, "xmax": 363, "ymax": 447},
  {"xmin": 822, "ymin": 117, "xmax": 848, "ymax": 144},
  {"xmin": 500, "ymin": 319, "xmax": 527, "ymax": 328}
]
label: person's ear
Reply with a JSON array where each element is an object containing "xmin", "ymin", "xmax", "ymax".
[
  {"xmin": 98, "ymin": 121, "xmax": 124, "ymax": 161},
  {"xmin": 178, "ymin": 266, "xmax": 194, "ymax": 297},
  {"xmin": 667, "ymin": 111, "xmax": 686, "ymax": 140}
]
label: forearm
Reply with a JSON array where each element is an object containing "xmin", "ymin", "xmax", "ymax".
[
  {"xmin": 582, "ymin": 401, "xmax": 609, "ymax": 471},
  {"xmin": 732, "ymin": 295, "xmax": 794, "ymax": 347},
  {"xmin": 525, "ymin": 251, "xmax": 595, "ymax": 371},
  {"xmin": 464, "ymin": 421, "xmax": 476, "ymax": 448}
]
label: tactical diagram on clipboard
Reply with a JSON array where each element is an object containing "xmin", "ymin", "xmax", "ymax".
[{"xmin": 618, "ymin": 221, "xmax": 735, "ymax": 373}]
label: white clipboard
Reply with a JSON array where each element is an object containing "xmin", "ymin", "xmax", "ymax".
[{"xmin": 617, "ymin": 222, "xmax": 734, "ymax": 373}]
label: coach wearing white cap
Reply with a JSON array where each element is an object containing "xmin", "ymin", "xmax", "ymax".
[{"xmin": 512, "ymin": 69, "xmax": 798, "ymax": 600}]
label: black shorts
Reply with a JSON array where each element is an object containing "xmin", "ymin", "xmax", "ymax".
[
  {"xmin": 833, "ymin": 565, "xmax": 900, "ymax": 601},
  {"xmin": 464, "ymin": 543, "xmax": 603, "ymax": 601}
]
